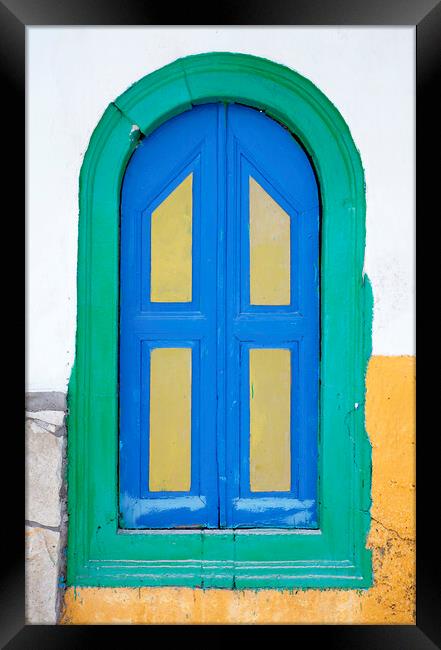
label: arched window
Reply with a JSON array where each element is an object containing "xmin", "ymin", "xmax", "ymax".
[
  {"xmin": 68, "ymin": 53, "xmax": 372, "ymax": 589},
  {"xmin": 119, "ymin": 103, "xmax": 319, "ymax": 529}
]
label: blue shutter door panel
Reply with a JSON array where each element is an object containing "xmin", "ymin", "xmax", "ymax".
[
  {"xmin": 119, "ymin": 104, "xmax": 219, "ymax": 528},
  {"xmin": 119, "ymin": 103, "xmax": 320, "ymax": 529},
  {"xmin": 225, "ymin": 105, "xmax": 319, "ymax": 527}
]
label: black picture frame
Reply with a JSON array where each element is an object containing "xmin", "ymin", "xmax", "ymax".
[{"xmin": 9, "ymin": 0, "xmax": 433, "ymax": 645}]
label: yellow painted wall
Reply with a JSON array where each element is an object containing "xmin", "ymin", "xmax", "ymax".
[{"xmin": 62, "ymin": 355, "xmax": 415, "ymax": 624}]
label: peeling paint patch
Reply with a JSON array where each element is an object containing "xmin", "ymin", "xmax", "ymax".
[{"xmin": 129, "ymin": 124, "xmax": 141, "ymax": 143}]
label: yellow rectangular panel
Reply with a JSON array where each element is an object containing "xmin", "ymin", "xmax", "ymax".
[
  {"xmin": 149, "ymin": 347, "xmax": 192, "ymax": 491},
  {"xmin": 249, "ymin": 177, "xmax": 291, "ymax": 305},
  {"xmin": 249, "ymin": 348, "xmax": 291, "ymax": 492},
  {"xmin": 151, "ymin": 173, "xmax": 192, "ymax": 302}
]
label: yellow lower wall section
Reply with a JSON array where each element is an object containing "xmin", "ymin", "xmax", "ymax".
[{"xmin": 62, "ymin": 355, "xmax": 415, "ymax": 624}]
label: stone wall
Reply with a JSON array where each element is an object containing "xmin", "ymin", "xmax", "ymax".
[{"xmin": 25, "ymin": 392, "xmax": 67, "ymax": 624}]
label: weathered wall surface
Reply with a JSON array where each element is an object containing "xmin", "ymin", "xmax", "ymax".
[
  {"xmin": 61, "ymin": 356, "xmax": 415, "ymax": 625},
  {"xmin": 25, "ymin": 393, "xmax": 68, "ymax": 624},
  {"xmin": 27, "ymin": 27, "xmax": 415, "ymax": 393}
]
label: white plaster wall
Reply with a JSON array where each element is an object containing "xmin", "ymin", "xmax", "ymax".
[{"xmin": 27, "ymin": 27, "xmax": 415, "ymax": 392}]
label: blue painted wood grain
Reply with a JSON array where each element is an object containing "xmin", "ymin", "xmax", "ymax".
[
  {"xmin": 120, "ymin": 104, "xmax": 219, "ymax": 528},
  {"xmin": 225, "ymin": 105, "xmax": 319, "ymax": 528},
  {"xmin": 119, "ymin": 103, "xmax": 319, "ymax": 529}
]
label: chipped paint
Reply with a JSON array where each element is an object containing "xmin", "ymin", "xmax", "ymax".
[
  {"xmin": 62, "ymin": 355, "xmax": 415, "ymax": 624},
  {"xmin": 129, "ymin": 124, "xmax": 141, "ymax": 143}
]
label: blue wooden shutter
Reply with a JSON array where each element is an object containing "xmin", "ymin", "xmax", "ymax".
[
  {"xmin": 224, "ymin": 105, "xmax": 319, "ymax": 528},
  {"xmin": 119, "ymin": 104, "xmax": 219, "ymax": 528},
  {"xmin": 119, "ymin": 103, "xmax": 319, "ymax": 529}
]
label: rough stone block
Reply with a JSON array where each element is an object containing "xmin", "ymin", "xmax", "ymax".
[
  {"xmin": 26, "ymin": 419, "xmax": 63, "ymax": 527},
  {"xmin": 26, "ymin": 410, "xmax": 65, "ymax": 428},
  {"xmin": 25, "ymin": 525, "xmax": 60, "ymax": 624},
  {"xmin": 25, "ymin": 391, "xmax": 67, "ymax": 412}
]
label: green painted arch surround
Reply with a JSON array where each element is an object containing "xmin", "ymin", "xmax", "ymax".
[{"xmin": 68, "ymin": 52, "xmax": 373, "ymax": 589}]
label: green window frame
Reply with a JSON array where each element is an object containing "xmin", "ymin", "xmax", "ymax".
[{"xmin": 67, "ymin": 52, "xmax": 373, "ymax": 589}]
